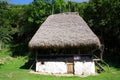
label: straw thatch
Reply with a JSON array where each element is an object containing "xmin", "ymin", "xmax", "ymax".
[{"xmin": 29, "ymin": 12, "xmax": 101, "ymax": 50}]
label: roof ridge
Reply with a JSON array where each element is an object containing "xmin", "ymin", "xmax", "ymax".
[{"xmin": 52, "ymin": 12, "xmax": 79, "ymax": 16}]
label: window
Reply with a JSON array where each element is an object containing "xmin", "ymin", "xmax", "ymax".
[{"xmin": 41, "ymin": 61, "xmax": 44, "ymax": 65}]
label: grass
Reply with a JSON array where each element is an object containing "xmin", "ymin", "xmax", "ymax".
[{"xmin": 0, "ymin": 49, "xmax": 120, "ymax": 80}]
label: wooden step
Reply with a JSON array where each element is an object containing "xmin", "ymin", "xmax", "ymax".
[
  {"xmin": 93, "ymin": 59, "xmax": 101, "ymax": 61},
  {"xmin": 95, "ymin": 62, "xmax": 105, "ymax": 71}
]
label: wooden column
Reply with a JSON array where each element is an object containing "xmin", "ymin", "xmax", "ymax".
[{"xmin": 35, "ymin": 51, "xmax": 38, "ymax": 62}]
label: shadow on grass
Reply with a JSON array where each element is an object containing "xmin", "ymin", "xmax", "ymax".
[
  {"xmin": 0, "ymin": 64, "xmax": 3, "ymax": 68},
  {"xmin": 106, "ymin": 61, "xmax": 120, "ymax": 70},
  {"xmin": 20, "ymin": 59, "xmax": 36, "ymax": 70}
]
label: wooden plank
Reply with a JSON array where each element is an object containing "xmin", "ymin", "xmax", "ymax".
[
  {"xmin": 93, "ymin": 59, "xmax": 101, "ymax": 61},
  {"xmin": 95, "ymin": 62, "xmax": 105, "ymax": 71},
  {"xmin": 67, "ymin": 62, "xmax": 74, "ymax": 74}
]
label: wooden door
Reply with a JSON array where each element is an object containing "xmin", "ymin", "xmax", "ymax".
[{"xmin": 67, "ymin": 62, "xmax": 74, "ymax": 74}]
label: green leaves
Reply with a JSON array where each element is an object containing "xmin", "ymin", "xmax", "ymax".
[
  {"xmin": 28, "ymin": 17, "xmax": 34, "ymax": 22},
  {"xmin": 0, "ymin": 1, "xmax": 13, "ymax": 49},
  {"xmin": 83, "ymin": 0, "xmax": 120, "ymax": 64}
]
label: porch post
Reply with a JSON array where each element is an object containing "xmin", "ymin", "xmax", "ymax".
[
  {"xmin": 36, "ymin": 51, "xmax": 38, "ymax": 62},
  {"xmin": 35, "ymin": 51, "xmax": 38, "ymax": 71},
  {"xmin": 100, "ymin": 44, "xmax": 104, "ymax": 60}
]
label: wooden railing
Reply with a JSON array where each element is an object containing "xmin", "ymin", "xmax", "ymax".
[{"xmin": 93, "ymin": 55, "xmax": 110, "ymax": 72}]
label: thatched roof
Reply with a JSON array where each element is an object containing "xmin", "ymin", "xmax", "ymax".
[{"xmin": 29, "ymin": 12, "xmax": 101, "ymax": 50}]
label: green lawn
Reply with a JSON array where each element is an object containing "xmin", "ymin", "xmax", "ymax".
[{"xmin": 0, "ymin": 49, "xmax": 120, "ymax": 80}]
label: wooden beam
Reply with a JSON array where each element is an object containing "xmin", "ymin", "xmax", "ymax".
[{"xmin": 93, "ymin": 59, "xmax": 101, "ymax": 61}]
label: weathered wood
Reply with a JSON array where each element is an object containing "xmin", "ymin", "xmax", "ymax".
[
  {"xmin": 95, "ymin": 62, "xmax": 105, "ymax": 71},
  {"xmin": 93, "ymin": 59, "xmax": 101, "ymax": 61},
  {"xmin": 100, "ymin": 44, "xmax": 104, "ymax": 60},
  {"xmin": 67, "ymin": 62, "xmax": 74, "ymax": 74}
]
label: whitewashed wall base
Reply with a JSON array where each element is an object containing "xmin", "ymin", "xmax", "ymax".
[
  {"xmin": 74, "ymin": 61, "xmax": 95, "ymax": 75},
  {"xmin": 36, "ymin": 62, "xmax": 67, "ymax": 74},
  {"xmin": 36, "ymin": 61, "xmax": 95, "ymax": 75}
]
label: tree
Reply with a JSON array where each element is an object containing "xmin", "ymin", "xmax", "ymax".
[
  {"xmin": 0, "ymin": 1, "xmax": 13, "ymax": 50},
  {"xmin": 83, "ymin": 0, "xmax": 120, "ymax": 65}
]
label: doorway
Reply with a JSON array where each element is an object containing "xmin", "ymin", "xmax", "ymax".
[{"xmin": 67, "ymin": 62, "xmax": 74, "ymax": 74}]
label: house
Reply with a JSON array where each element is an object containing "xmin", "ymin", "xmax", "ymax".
[{"xmin": 29, "ymin": 12, "xmax": 101, "ymax": 75}]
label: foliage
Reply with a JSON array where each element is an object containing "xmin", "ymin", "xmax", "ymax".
[
  {"xmin": 83, "ymin": 0, "xmax": 120, "ymax": 65},
  {"xmin": 0, "ymin": 1, "xmax": 14, "ymax": 50}
]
